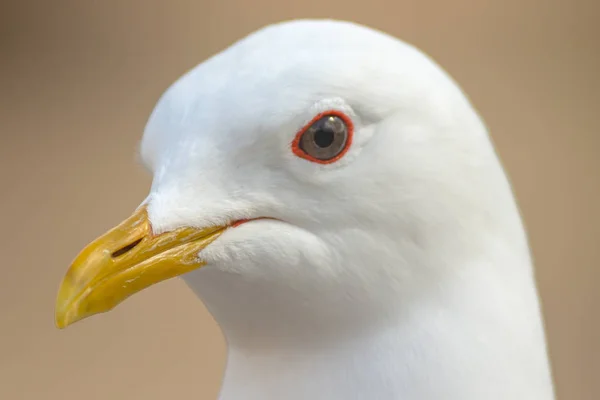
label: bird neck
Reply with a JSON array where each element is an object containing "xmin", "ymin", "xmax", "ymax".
[
  {"xmin": 209, "ymin": 265, "xmax": 555, "ymax": 400},
  {"xmin": 217, "ymin": 326, "xmax": 413, "ymax": 400}
]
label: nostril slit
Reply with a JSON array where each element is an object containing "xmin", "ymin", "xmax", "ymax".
[{"xmin": 111, "ymin": 238, "xmax": 143, "ymax": 258}]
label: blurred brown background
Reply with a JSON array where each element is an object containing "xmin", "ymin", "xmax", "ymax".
[{"xmin": 0, "ymin": 0, "xmax": 598, "ymax": 399}]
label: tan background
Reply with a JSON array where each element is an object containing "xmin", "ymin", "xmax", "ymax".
[{"xmin": 1, "ymin": 0, "xmax": 598, "ymax": 399}]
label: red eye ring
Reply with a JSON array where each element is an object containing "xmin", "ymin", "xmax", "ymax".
[{"xmin": 291, "ymin": 110, "xmax": 354, "ymax": 164}]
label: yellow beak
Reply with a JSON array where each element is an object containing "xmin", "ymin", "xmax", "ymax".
[{"xmin": 55, "ymin": 205, "xmax": 225, "ymax": 329}]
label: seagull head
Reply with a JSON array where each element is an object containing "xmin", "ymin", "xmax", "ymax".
[{"xmin": 56, "ymin": 20, "xmax": 526, "ymax": 350}]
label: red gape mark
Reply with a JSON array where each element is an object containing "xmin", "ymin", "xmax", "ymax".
[
  {"xmin": 231, "ymin": 219, "xmax": 250, "ymax": 228},
  {"xmin": 231, "ymin": 217, "xmax": 278, "ymax": 228},
  {"xmin": 291, "ymin": 110, "xmax": 354, "ymax": 164}
]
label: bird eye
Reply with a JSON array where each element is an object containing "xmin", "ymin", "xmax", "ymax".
[{"xmin": 292, "ymin": 111, "xmax": 353, "ymax": 164}]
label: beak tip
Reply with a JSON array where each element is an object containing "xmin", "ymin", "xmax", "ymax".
[
  {"xmin": 54, "ymin": 319, "xmax": 67, "ymax": 330},
  {"xmin": 55, "ymin": 308, "xmax": 85, "ymax": 329},
  {"xmin": 55, "ymin": 290, "xmax": 79, "ymax": 330},
  {"xmin": 54, "ymin": 305, "xmax": 71, "ymax": 329}
]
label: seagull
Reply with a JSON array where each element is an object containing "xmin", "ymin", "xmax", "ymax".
[{"xmin": 55, "ymin": 19, "xmax": 556, "ymax": 400}]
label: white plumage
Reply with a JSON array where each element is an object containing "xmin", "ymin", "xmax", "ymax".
[{"xmin": 137, "ymin": 19, "xmax": 554, "ymax": 399}]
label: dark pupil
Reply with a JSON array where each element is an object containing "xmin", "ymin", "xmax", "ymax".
[{"xmin": 313, "ymin": 123, "xmax": 335, "ymax": 148}]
